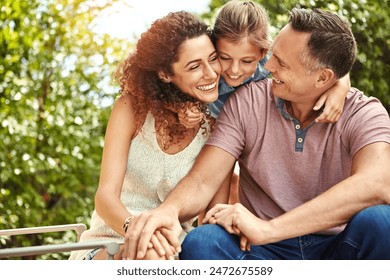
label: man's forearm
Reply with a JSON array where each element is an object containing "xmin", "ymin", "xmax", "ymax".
[
  {"xmin": 264, "ymin": 143, "xmax": 390, "ymax": 244},
  {"xmin": 158, "ymin": 145, "xmax": 237, "ymax": 223},
  {"xmin": 161, "ymin": 171, "xmax": 215, "ymax": 223}
]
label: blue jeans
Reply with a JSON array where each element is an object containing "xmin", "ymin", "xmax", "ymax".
[{"xmin": 180, "ymin": 205, "xmax": 390, "ymax": 260}]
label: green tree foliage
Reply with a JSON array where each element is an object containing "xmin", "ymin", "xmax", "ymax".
[
  {"xmin": 204, "ymin": 0, "xmax": 390, "ymax": 112},
  {"xmin": 0, "ymin": 0, "xmax": 130, "ymax": 258}
]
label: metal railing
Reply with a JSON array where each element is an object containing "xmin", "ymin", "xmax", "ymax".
[
  {"xmin": 0, "ymin": 224, "xmax": 120, "ymax": 260},
  {"xmin": 0, "ymin": 224, "xmax": 87, "ymax": 241},
  {"xmin": 0, "ymin": 241, "xmax": 120, "ymax": 260}
]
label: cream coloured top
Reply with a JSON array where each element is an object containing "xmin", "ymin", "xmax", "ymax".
[{"xmin": 69, "ymin": 112, "xmax": 209, "ymax": 259}]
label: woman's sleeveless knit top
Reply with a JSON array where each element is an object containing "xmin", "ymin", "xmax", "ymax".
[{"xmin": 69, "ymin": 112, "xmax": 209, "ymax": 259}]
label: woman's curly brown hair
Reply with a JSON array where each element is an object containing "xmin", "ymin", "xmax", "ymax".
[{"xmin": 114, "ymin": 11, "xmax": 215, "ymax": 149}]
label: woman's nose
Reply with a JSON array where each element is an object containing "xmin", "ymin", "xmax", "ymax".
[{"xmin": 204, "ymin": 63, "xmax": 218, "ymax": 80}]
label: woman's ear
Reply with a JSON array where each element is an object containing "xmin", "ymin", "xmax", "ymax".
[{"xmin": 158, "ymin": 70, "xmax": 171, "ymax": 83}]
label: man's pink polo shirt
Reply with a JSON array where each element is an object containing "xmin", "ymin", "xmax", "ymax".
[{"xmin": 207, "ymin": 78, "xmax": 390, "ymax": 234}]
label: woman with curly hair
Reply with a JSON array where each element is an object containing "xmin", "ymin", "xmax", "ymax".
[{"xmin": 69, "ymin": 11, "xmax": 222, "ymax": 260}]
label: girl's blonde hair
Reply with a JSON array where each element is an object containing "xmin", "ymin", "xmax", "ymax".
[{"xmin": 213, "ymin": 0, "xmax": 271, "ymax": 52}]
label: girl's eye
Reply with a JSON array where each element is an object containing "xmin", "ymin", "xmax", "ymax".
[{"xmin": 242, "ymin": 60, "xmax": 255, "ymax": 64}]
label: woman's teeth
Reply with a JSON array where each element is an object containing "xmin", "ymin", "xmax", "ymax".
[{"xmin": 197, "ymin": 82, "xmax": 217, "ymax": 91}]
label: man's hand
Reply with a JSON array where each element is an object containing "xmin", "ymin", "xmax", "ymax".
[
  {"xmin": 204, "ymin": 203, "xmax": 273, "ymax": 247},
  {"xmin": 122, "ymin": 208, "xmax": 182, "ymax": 260}
]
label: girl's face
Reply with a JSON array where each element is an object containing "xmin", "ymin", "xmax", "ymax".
[
  {"xmin": 168, "ymin": 35, "xmax": 221, "ymax": 104},
  {"xmin": 216, "ymin": 37, "xmax": 265, "ymax": 87}
]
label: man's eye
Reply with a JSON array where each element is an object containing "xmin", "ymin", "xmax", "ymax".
[{"xmin": 278, "ymin": 60, "xmax": 286, "ymax": 67}]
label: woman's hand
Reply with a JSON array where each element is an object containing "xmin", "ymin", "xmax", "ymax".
[
  {"xmin": 147, "ymin": 228, "xmax": 178, "ymax": 260},
  {"xmin": 203, "ymin": 203, "xmax": 273, "ymax": 247}
]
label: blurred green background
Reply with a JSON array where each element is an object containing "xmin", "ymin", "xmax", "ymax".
[{"xmin": 1, "ymin": 0, "xmax": 389, "ymax": 259}]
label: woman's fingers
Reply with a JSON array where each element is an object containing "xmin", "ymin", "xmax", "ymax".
[{"xmin": 155, "ymin": 230, "xmax": 176, "ymax": 260}]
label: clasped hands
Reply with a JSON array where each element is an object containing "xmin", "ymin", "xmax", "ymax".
[
  {"xmin": 121, "ymin": 203, "xmax": 264, "ymax": 259},
  {"xmin": 203, "ymin": 203, "xmax": 265, "ymax": 252}
]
